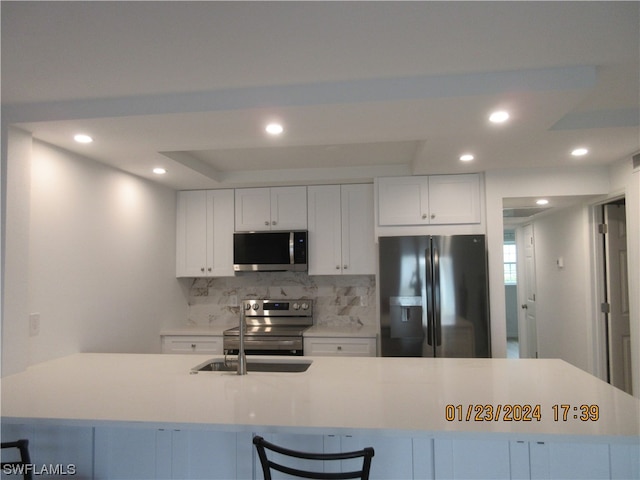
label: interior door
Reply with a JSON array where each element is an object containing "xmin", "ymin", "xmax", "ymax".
[
  {"xmin": 517, "ymin": 224, "xmax": 538, "ymax": 358},
  {"xmin": 604, "ymin": 203, "xmax": 632, "ymax": 393}
]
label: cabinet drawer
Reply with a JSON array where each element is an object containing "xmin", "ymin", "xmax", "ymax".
[
  {"xmin": 161, "ymin": 336, "xmax": 223, "ymax": 354},
  {"xmin": 304, "ymin": 337, "xmax": 376, "ymax": 357}
]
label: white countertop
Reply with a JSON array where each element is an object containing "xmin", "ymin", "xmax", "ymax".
[
  {"xmin": 2, "ymin": 354, "xmax": 639, "ymax": 440},
  {"xmin": 161, "ymin": 325, "xmax": 229, "ymax": 336},
  {"xmin": 161, "ymin": 325, "xmax": 378, "ymax": 338},
  {"xmin": 303, "ymin": 325, "xmax": 377, "ymax": 338}
]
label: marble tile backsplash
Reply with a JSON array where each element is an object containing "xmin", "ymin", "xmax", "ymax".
[{"xmin": 185, "ymin": 273, "xmax": 376, "ymax": 328}]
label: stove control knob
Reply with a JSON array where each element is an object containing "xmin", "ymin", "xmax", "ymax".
[
  {"xmin": 252, "ymin": 303, "xmax": 260, "ymax": 311},
  {"xmin": 292, "ymin": 303, "xmax": 300, "ymax": 310},
  {"xmin": 244, "ymin": 303, "xmax": 251, "ymax": 311},
  {"xmin": 301, "ymin": 302, "xmax": 309, "ymax": 310}
]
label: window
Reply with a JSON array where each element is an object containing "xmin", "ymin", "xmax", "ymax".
[{"xmin": 503, "ymin": 243, "xmax": 517, "ymax": 285}]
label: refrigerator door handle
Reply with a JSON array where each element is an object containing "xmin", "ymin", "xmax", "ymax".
[
  {"xmin": 425, "ymin": 248, "xmax": 434, "ymax": 346},
  {"xmin": 433, "ymin": 244, "xmax": 442, "ymax": 347}
]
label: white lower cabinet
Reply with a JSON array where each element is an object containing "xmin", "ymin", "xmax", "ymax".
[
  {"xmin": 529, "ymin": 441, "xmax": 611, "ymax": 480},
  {"xmin": 6, "ymin": 425, "xmax": 637, "ymax": 480},
  {"xmin": 416, "ymin": 438, "xmax": 628, "ymax": 480},
  {"xmin": 337, "ymin": 434, "xmax": 413, "ymax": 480},
  {"xmin": 433, "ymin": 438, "xmax": 511, "ymax": 480},
  {"xmin": 304, "ymin": 336, "xmax": 377, "ymax": 357},
  {"xmin": 161, "ymin": 335, "xmax": 223, "ymax": 354},
  {"xmin": 94, "ymin": 427, "xmax": 238, "ymax": 480},
  {"xmin": 0, "ymin": 424, "xmax": 93, "ymax": 478}
]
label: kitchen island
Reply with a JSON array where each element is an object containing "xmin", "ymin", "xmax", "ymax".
[{"xmin": 2, "ymin": 353, "xmax": 639, "ymax": 479}]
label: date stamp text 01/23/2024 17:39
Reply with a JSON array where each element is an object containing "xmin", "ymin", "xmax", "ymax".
[{"xmin": 445, "ymin": 404, "xmax": 600, "ymax": 423}]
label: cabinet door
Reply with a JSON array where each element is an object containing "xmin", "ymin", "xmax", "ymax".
[
  {"xmin": 235, "ymin": 188, "xmax": 272, "ymax": 231},
  {"xmin": 434, "ymin": 438, "xmax": 511, "ymax": 479},
  {"xmin": 1, "ymin": 424, "xmax": 94, "ymax": 479},
  {"xmin": 378, "ymin": 176, "xmax": 429, "ymax": 226},
  {"xmin": 94, "ymin": 427, "xmax": 160, "ymax": 479},
  {"xmin": 271, "ymin": 186, "xmax": 308, "ymax": 230},
  {"xmin": 428, "ymin": 174, "xmax": 480, "ymax": 224},
  {"xmin": 529, "ymin": 441, "xmax": 611, "ymax": 480},
  {"xmin": 172, "ymin": 430, "xmax": 237, "ymax": 479},
  {"xmin": 341, "ymin": 184, "xmax": 375, "ymax": 274},
  {"xmin": 340, "ymin": 434, "xmax": 413, "ymax": 480},
  {"xmin": 307, "ymin": 185, "xmax": 342, "ymax": 275},
  {"xmin": 207, "ymin": 190, "xmax": 235, "ymax": 276},
  {"xmin": 176, "ymin": 191, "xmax": 208, "ymax": 277}
]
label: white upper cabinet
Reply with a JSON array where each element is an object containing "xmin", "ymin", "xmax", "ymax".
[
  {"xmin": 176, "ymin": 190, "xmax": 234, "ymax": 277},
  {"xmin": 427, "ymin": 174, "xmax": 481, "ymax": 224},
  {"xmin": 378, "ymin": 174, "xmax": 481, "ymax": 225},
  {"xmin": 235, "ymin": 186, "xmax": 307, "ymax": 231},
  {"xmin": 308, "ymin": 184, "xmax": 375, "ymax": 275},
  {"xmin": 378, "ymin": 176, "xmax": 429, "ymax": 226}
]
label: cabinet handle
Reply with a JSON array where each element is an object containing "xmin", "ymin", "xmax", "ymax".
[
  {"xmin": 336, "ymin": 265, "xmax": 340, "ymax": 270},
  {"xmin": 337, "ymin": 345, "xmax": 342, "ymax": 351},
  {"xmin": 207, "ymin": 267, "xmax": 212, "ymax": 272},
  {"xmin": 431, "ymin": 214, "xmax": 436, "ymax": 219},
  {"xmin": 422, "ymin": 214, "xmax": 427, "ymax": 219},
  {"xmin": 272, "ymin": 220, "xmax": 277, "ymax": 226},
  {"xmin": 200, "ymin": 267, "xmax": 205, "ymax": 272},
  {"xmin": 265, "ymin": 221, "xmax": 270, "ymax": 226},
  {"xmin": 191, "ymin": 344, "xmax": 196, "ymax": 349},
  {"xmin": 343, "ymin": 265, "xmax": 348, "ymax": 270}
]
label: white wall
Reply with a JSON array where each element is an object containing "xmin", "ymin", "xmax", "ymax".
[
  {"xmin": 533, "ymin": 203, "xmax": 593, "ymax": 372},
  {"xmin": 1, "ymin": 127, "xmax": 33, "ymax": 376},
  {"xmin": 2, "ymin": 132, "xmax": 187, "ymax": 374}
]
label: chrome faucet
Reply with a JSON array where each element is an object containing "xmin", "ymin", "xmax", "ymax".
[{"xmin": 237, "ymin": 308, "xmax": 247, "ymax": 375}]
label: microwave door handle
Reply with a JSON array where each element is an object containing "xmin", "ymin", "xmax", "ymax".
[{"xmin": 289, "ymin": 231, "xmax": 294, "ymax": 265}]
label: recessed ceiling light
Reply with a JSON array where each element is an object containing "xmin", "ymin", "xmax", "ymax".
[
  {"xmin": 571, "ymin": 147, "xmax": 589, "ymax": 157},
  {"xmin": 459, "ymin": 154, "xmax": 475, "ymax": 162},
  {"xmin": 153, "ymin": 167, "xmax": 167, "ymax": 175},
  {"xmin": 265, "ymin": 123, "xmax": 284, "ymax": 135},
  {"xmin": 74, "ymin": 134, "xmax": 93, "ymax": 143},
  {"xmin": 536, "ymin": 199, "xmax": 549, "ymax": 206},
  {"xmin": 489, "ymin": 111, "xmax": 510, "ymax": 124}
]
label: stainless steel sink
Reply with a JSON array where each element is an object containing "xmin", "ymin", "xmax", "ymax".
[{"xmin": 191, "ymin": 358, "xmax": 312, "ymax": 373}]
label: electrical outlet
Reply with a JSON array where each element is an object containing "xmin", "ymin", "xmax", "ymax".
[{"xmin": 29, "ymin": 313, "xmax": 40, "ymax": 336}]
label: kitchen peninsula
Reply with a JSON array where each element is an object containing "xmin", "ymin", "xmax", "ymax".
[{"xmin": 2, "ymin": 353, "xmax": 639, "ymax": 479}]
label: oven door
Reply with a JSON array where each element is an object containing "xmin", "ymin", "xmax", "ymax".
[{"xmin": 223, "ymin": 336, "xmax": 304, "ymax": 356}]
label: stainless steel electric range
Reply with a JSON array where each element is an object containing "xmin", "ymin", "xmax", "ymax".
[{"xmin": 223, "ymin": 299, "xmax": 313, "ymax": 356}]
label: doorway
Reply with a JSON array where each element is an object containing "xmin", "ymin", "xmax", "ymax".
[
  {"xmin": 502, "ymin": 224, "xmax": 538, "ymax": 359},
  {"xmin": 599, "ymin": 199, "xmax": 632, "ymax": 394}
]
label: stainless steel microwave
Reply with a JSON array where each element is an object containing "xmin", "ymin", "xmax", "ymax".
[{"xmin": 233, "ymin": 231, "xmax": 308, "ymax": 272}]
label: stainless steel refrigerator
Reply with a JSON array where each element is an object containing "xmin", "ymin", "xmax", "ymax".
[{"xmin": 379, "ymin": 235, "xmax": 491, "ymax": 357}]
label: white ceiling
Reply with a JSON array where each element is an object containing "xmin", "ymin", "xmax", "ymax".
[{"xmin": 2, "ymin": 1, "xmax": 639, "ymax": 192}]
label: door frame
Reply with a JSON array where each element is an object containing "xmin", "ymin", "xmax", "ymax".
[{"xmin": 588, "ymin": 195, "xmax": 627, "ymax": 384}]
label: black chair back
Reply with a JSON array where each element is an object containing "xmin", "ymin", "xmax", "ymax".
[
  {"xmin": 1, "ymin": 439, "xmax": 33, "ymax": 480},
  {"xmin": 253, "ymin": 435, "xmax": 374, "ymax": 480}
]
